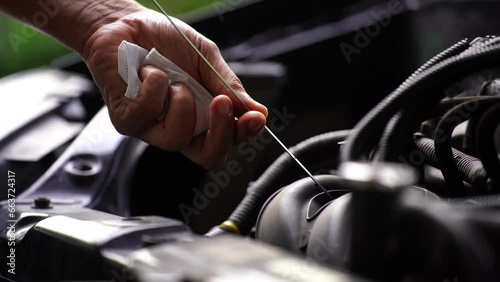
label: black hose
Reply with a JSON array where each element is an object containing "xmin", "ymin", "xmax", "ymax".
[
  {"xmin": 465, "ymin": 79, "xmax": 500, "ymax": 155},
  {"xmin": 375, "ymin": 39, "xmax": 471, "ymax": 161},
  {"xmin": 411, "ymin": 96, "xmax": 490, "ymax": 157},
  {"xmin": 447, "ymin": 194, "xmax": 500, "ymax": 209},
  {"xmin": 341, "ymin": 38, "xmax": 500, "ymax": 163},
  {"xmin": 205, "ymin": 130, "xmax": 350, "ymax": 236},
  {"xmin": 204, "ymin": 225, "xmax": 235, "ymax": 237},
  {"xmin": 417, "ymin": 97, "xmax": 479, "ymax": 138},
  {"xmin": 374, "ymin": 96, "xmax": 470, "ymax": 164},
  {"xmin": 431, "ymin": 97, "xmax": 483, "ymax": 120},
  {"xmin": 372, "ymin": 38, "xmax": 500, "ymax": 162},
  {"xmin": 373, "ymin": 113, "xmax": 400, "ymax": 161},
  {"xmin": 463, "ymin": 81, "xmax": 499, "ymax": 155},
  {"xmin": 405, "ymin": 38, "xmax": 471, "ymax": 82},
  {"xmin": 377, "ymin": 98, "xmax": 434, "ymax": 162},
  {"xmin": 434, "ymin": 98, "xmax": 500, "ymax": 195},
  {"xmin": 475, "ymin": 103, "xmax": 500, "ymax": 191},
  {"xmin": 414, "ymin": 136, "xmax": 488, "ymax": 195},
  {"xmin": 385, "ymin": 95, "xmax": 479, "ymax": 162}
]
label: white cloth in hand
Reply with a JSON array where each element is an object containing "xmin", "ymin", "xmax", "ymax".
[{"xmin": 117, "ymin": 40, "xmax": 213, "ymax": 136}]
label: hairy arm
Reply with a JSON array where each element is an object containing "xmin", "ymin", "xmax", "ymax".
[{"xmin": 0, "ymin": 0, "xmax": 142, "ymax": 54}]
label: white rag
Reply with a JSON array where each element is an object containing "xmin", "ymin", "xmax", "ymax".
[{"xmin": 117, "ymin": 40, "xmax": 213, "ymax": 136}]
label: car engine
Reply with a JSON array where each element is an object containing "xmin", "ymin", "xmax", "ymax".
[{"xmin": 2, "ymin": 1, "xmax": 500, "ymax": 281}]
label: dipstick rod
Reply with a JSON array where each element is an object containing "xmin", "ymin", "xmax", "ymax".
[{"xmin": 151, "ymin": 0, "xmax": 332, "ymax": 198}]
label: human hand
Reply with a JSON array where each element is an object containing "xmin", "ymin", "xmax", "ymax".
[{"xmin": 82, "ymin": 7, "xmax": 268, "ymax": 169}]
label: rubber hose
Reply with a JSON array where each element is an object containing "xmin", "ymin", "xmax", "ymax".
[
  {"xmin": 430, "ymin": 97, "xmax": 482, "ymax": 118},
  {"xmin": 205, "ymin": 130, "xmax": 350, "ymax": 236},
  {"xmin": 378, "ymin": 98, "xmax": 436, "ymax": 162},
  {"xmin": 434, "ymin": 98, "xmax": 500, "ymax": 195},
  {"xmin": 375, "ymin": 39, "xmax": 471, "ymax": 161},
  {"xmin": 205, "ymin": 225, "xmax": 235, "ymax": 237},
  {"xmin": 351, "ymin": 39, "xmax": 499, "ymax": 162},
  {"xmin": 406, "ymin": 38, "xmax": 471, "ymax": 81},
  {"xmin": 463, "ymin": 80, "xmax": 500, "ymax": 155},
  {"xmin": 475, "ymin": 103, "xmax": 500, "ymax": 191},
  {"xmin": 382, "ymin": 96, "xmax": 483, "ymax": 162},
  {"xmin": 447, "ymin": 194, "xmax": 500, "ymax": 209},
  {"xmin": 341, "ymin": 38, "xmax": 500, "ymax": 163},
  {"xmin": 464, "ymin": 115, "xmax": 481, "ymax": 156},
  {"xmin": 373, "ymin": 113, "xmax": 400, "ymax": 161},
  {"xmin": 415, "ymin": 136, "xmax": 488, "ymax": 195}
]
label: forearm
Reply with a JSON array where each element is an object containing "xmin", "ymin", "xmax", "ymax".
[{"xmin": 0, "ymin": 0, "xmax": 143, "ymax": 55}]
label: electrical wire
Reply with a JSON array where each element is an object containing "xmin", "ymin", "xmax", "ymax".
[
  {"xmin": 415, "ymin": 135, "xmax": 488, "ymax": 196},
  {"xmin": 434, "ymin": 98, "xmax": 500, "ymax": 195},
  {"xmin": 475, "ymin": 103, "xmax": 500, "ymax": 191},
  {"xmin": 360, "ymin": 39, "xmax": 470, "ymax": 162},
  {"xmin": 341, "ymin": 38, "xmax": 500, "ymax": 163}
]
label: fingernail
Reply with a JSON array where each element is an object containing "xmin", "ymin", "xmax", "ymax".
[
  {"xmin": 217, "ymin": 100, "xmax": 232, "ymax": 117},
  {"xmin": 249, "ymin": 119, "xmax": 264, "ymax": 134}
]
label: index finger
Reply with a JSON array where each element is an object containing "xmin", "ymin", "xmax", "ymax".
[{"xmin": 196, "ymin": 39, "xmax": 268, "ymax": 118}]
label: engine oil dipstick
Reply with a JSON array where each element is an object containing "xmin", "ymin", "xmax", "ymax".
[{"xmin": 150, "ymin": 0, "xmax": 332, "ymax": 199}]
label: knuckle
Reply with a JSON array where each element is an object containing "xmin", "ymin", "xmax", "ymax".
[
  {"xmin": 170, "ymin": 88, "xmax": 195, "ymax": 107},
  {"xmin": 173, "ymin": 87, "xmax": 191, "ymax": 100},
  {"xmin": 148, "ymin": 69, "xmax": 168, "ymax": 85},
  {"xmin": 203, "ymin": 39, "xmax": 219, "ymax": 54},
  {"xmin": 142, "ymin": 72, "xmax": 167, "ymax": 93},
  {"xmin": 217, "ymin": 75, "xmax": 244, "ymax": 97},
  {"xmin": 228, "ymin": 77, "xmax": 244, "ymax": 91}
]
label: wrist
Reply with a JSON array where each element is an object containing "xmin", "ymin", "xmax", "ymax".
[
  {"xmin": 0, "ymin": 0, "xmax": 144, "ymax": 55},
  {"xmin": 57, "ymin": 0, "xmax": 143, "ymax": 55},
  {"xmin": 76, "ymin": 0, "xmax": 144, "ymax": 55}
]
